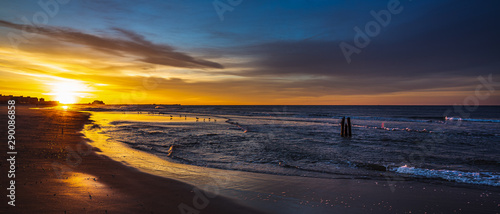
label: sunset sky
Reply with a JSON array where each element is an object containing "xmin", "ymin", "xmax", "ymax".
[{"xmin": 0, "ymin": 0, "xmax": 499, "ymax": 105}]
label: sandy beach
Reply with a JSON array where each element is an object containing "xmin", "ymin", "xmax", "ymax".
[
  {"xmin": 0, "ymin": 106, "xmax": 263, "ymax": 213},
  {"xmin": 1, "ymin": 106, "xmax": 499, "ymax": 213}
]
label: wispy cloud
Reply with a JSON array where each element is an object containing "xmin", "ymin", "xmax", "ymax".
[
  {"xmin": 0, "ymin": 0, "xmax": 499, "ymax": 105},
  {"xmin": 0, "ymin": 20, "xmax": 223, "ymax": 69}
]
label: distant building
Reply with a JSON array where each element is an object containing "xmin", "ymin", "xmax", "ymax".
[
  {"xmin": 0, "ymin": 94, "xmax": 12, "ymax": 103},
  {"xmin": 0, "ymin": 94, "xmax": 58, "ymax": 105},
  {"xmin": 91, "ymin": 100, "xmax": 105, "ymax": 105},
  {"xmin": 27, "ymin": 96, "xmax": 38, "ymax": 104}
]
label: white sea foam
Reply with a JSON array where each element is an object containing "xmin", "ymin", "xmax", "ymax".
[
  {"xmin": 391, "ymin": 165, "xmax": 500, "ymax": 187},
  {"xmin": 445, "ymin": 117, "xmax": 500, "ymax": 123}
]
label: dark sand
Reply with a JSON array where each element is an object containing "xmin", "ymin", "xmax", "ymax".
[
  {"xmin": 1, "ymin": 106, "xmax": 499, "ymax": 213},
  {"xmin": 0, "ymin": 106, "xmax": 263, "ymax": 213}
]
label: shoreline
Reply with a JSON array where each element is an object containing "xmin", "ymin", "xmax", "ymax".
[
  {"xmin": 84, "ymin": 109, "xmax": 500, "ymax": 213},
  {"xmin": 0, "ymin": 106, "xmax": 264, "ymax": 213},
  {"xmin": 84, "ymin": 111, "xmax": 499, "ymax": 188},
  {"xmin": 1, "ymin": 106, "xmax": 499, "ymax": 213}
]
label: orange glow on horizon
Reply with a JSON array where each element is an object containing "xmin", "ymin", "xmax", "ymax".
[{"xmin": 0, "ymin": 46, "xmax": 497, "ymax": 105}]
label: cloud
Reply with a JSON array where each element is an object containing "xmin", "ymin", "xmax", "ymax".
[
  {"xmin": 1, "ymin": 0, "xmax": 499, "ymax": 105},
  {"xmin": 0, "ymin": 20, "xmax": 223, "ymax": 69},
  {"xmin": 215, "ymin": 0, "xmax": 499, "ymax": 78},
  {"xmin": 206, "ymin": 0, "xmax": 500, "ymax": 97}
]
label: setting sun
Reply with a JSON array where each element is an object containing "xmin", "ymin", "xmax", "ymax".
[{"xmin": 48, "ymin": 81, "xmax": 91, "ymax": 104}]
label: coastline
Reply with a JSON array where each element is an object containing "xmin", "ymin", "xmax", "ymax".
[
  {"xmin": 1, "ymin": 106, "xmax": 498, "ymax": 213},
  {"xmin": 82, "ymin": 109, "xmax": 500, "ymax": 213},
  {"xmin": 0, "ymin": 106, "xmax": 263, "ymax": 213}
]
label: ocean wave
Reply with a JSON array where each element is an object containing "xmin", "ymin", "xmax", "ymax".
[
  {"xmin": 391, "ymin": 165, "xmax": 500, "ymax": 187},
  {"xmin": 353, "ymin": 124, "xmax": 434, "ymax": 133},
  {"xmin": 346, "ymin": 116, "xmax": 440, "ymax": 123},
  {"xmin": 445, "ymin": 117, "xmax": 500, "ymax": 123}
]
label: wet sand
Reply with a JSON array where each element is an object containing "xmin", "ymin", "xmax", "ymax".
[
  {"xmin": 0, "ymin": 106, "xmax": 263, "ymax": 213},
  {"xmin": 1, "ymin": 106, "xmax": 499, "ymax": 213}
]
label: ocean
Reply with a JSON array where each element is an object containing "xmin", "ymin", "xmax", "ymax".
[{"xmin": 83, "ymin": 105, "xmax": 500, "ymax": 187}]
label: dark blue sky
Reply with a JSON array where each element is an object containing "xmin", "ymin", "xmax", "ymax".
[{"xmin": 0, "ymin": 0, "xmax": 499, "ymax": 104}]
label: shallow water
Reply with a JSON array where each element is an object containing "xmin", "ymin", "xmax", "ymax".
[{"xmin": 83, "ymin": 105, "xmax": 500, "ymax": 187}]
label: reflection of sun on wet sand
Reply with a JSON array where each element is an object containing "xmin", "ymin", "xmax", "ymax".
[
  {"xmin": 60, "ymin": 172, "xmax": 114, "ymax": 204},
  {"xmin": 0, "ymin": 106, "xmax": 262, "ymax": 213}
]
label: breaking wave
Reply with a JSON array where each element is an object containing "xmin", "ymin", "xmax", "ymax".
[{"xmin": 391, "ymin": 165, "xmax": 500, "ymax": 187}]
